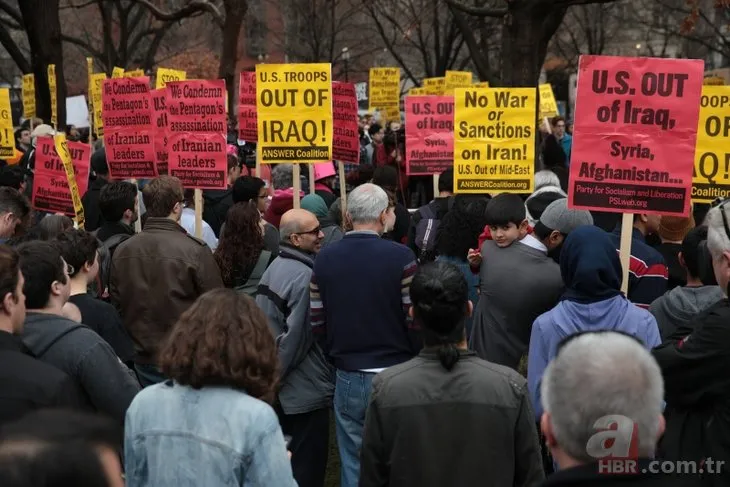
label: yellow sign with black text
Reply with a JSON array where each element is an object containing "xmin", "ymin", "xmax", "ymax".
[
  {"xmin": 22, "ymin": 74, "xmax": 35, "ymax": 119},
  {"xmin": 155, "ymin": 67, "xmax": 187, "ymax": 89},
  {"xmin": 424, "ymin": 77, "xmax": 445, "ymax": 95},
  {"xmin": 474, "ymin": 81, "xmax": 490, "ymax": 88},
  {"xmin": 0, "ymin": 89, "xmax": 14, "ymax": 158},
  {"xmin": 454, "ymin": 87, "xmax": 535, "ymax": 194},
  {"xmin": 54, "ymin": 134, "xmax": 85, "ymax": 229},
  {"xmin": 48, "ymin": 64, "xmax": 57, "ymax": 127},
  {"xmin": 90, "ymin": 73, "xmax": 107, "ymax": 137},
  {"xmin": 369, "ymin": 67, "xmax": 400, "ymax": 113},
  {"xmin": 256, "ymin": 63, "xmax": 333, "ymax": 163},
  {"xmin": 692, "ymin": 86, "xmax": 730, "ymax": 202},
  {"xmin": 538, "ymin": 83, "xmax": 559, "ymax": 119},
  {"xmin": 445, "ymin": 71, "xmax": 472, "ymax": 94},
  {"xmin": 112, "ymin": 67, "xmax": 125, "ymax": 78},
  {"xmin": 124, "ymin": 69, "xmax": 145, "ymax": 78}
]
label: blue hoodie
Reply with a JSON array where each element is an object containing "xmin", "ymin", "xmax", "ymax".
[{"xmin": 527, "ymin": 226, "xmax": 661, "ymax": 421}]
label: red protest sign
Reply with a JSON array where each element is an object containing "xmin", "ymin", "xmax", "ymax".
[
  {"xmin": 167, "ymin": 79, "xmax": 227, "ymax": 189},
  {"xmin": 405, "ymin": 95, "xmax": 454, "ymax": 176},
  {"xmin": 568, "ymin": 56, "xmax": 704, "ymax": 216},
  {"xmin": 101, "ymin": 77, "xmax": 157, "ymax": 179},
  {"xmin": 152, "ymin": 89, "xmax": 168, "ymax": 175},
  {"xmin": 332, "ymin": 82, "xmax": 360, "ymax": 163},
  {"xmin": 238, "ymin": 71, "xmax": 257, "ymax": 141},
  {"xmin": 32, "ymin": 137, "xmax": 90, "ymax": 216}
]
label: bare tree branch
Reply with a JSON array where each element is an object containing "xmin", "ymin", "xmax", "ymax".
[
  {"xmin": 130, "ymin": 0, "xmax": 224, "ymax": 27},
  {"xmin": 0, "ymin": 21, "xmax": 30, "ymax": 72},
  {"xmin": 61, "ymin": 0, "xmax": 97, "ymax": 9},
  {"xmin": 61, "ymin": 34, "xmax": 105, "ymax": 59},
  {"xmin": 0, "ymin": 0, "xmax": 22, "ymax": 25},
  {"xmin": 445, "ymin": 0, "xmax": 507, "ymax": 18}
]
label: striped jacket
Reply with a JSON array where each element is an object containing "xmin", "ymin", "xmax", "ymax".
[{"xmin": 610, "ymin": 227, "xmax": 668, "ymax": 309}]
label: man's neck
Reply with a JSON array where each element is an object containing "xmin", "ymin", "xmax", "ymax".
[
  {"xmin": 28, "ymin": 303, "xmax": 65, "ymax": 316},
  {"xmin": 686, "ymin": 275, "xmax": 704, "ymax": 287},
  {"xmin": 438, "ymin": 192, "xmax": 452, "ymax": 198},
  {"xmin": 351, "ymin": 223, "xmax": 382, "ymax": 234},
  {"xmin": 69, "ymin": 277, "xmax": 89, "ymax": 296},
  {"xmin": 0, "ymin": 317, "xmax": 14, "ymax": 334},
  {"xmin": 120, "ymin": 218, "xmax": 133, "ymax": 227},
  {"xmin": 633, "ymin": 223, "xmax": 647, "ymax": 236}
]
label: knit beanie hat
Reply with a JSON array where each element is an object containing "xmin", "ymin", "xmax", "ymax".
[
  {"xmin": 658, "ymin": 215, "xmax": 695, "ymax": 242},
  {"xmin": 539, "ymin": 198, "xmax": 594, "ymax": 234}
]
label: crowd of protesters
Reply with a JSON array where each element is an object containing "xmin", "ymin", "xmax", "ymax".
[{"xmin": 0, "ymin": 112, "xmax": 726, "ymax": 487}]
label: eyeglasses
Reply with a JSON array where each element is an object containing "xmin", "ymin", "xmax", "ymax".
[
  {"xmin": 717, "ymin": 199, "xmax": 730, "ymax": 241},
  {"xmin": 295, "ymin": 226, "xmax": 321, "ymax": 236}
]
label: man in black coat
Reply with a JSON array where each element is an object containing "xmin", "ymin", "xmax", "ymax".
[{"xmin": 81, "ymin": 149, "xmax": 111, "ymax": 232}]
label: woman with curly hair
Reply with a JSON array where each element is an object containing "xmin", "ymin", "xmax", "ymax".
[
  {"xmin": 214, "ymin": 202, "xmax": 274, "ymax": 290},
  {"xmin": 435, "ymin": 195, "xmax": 489, "ymax": 339},
  {"xmin": 124, "ymin": 289, "xmax": 297, "ymax": 486}
]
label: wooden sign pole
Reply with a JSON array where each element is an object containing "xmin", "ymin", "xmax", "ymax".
[
  {"xmin": 194, "ymin": 188, "xmax": 203, "ymax": 238},
  {"xmin": 619, "ymin": 213, "xmax": 634, "ymax": 294},
  {"xmin": 292, "ymin": 164, "xmax": 301, "ymax": 209}
]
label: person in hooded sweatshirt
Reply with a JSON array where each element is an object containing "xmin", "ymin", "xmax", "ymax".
[
  {"xmin": 17, "ymin": 241, "xmax": 140, "ymax": 424},
  {"xmin": 301, "ymin": 194, "xmax": 343, "ymax": 249},
  {"xmin": 650, "ymin": 226, "xmax": 725, "ymax": 341},
  {"xmin": 528, "ymin": 225, "xmax": 661, "ymax": 421}
]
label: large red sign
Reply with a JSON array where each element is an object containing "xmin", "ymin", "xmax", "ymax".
[
  {"xmin": 167, "ymin": 79, "xmax": 227, "ymax": 189},
  {"xmin": 151, "ymin": 89, "xmax": 168, "ymax": 175},
  {"xmin": 101, "ymin": 77, "xmax": 157, "ymax": 179},
  {"xmin": 238, "ymin": 71, "xmax": 257, "ymax": 142},
  {"xmin": 568, "ymin": 55, "xmax": 704, "ymax": 216},
  {"xmin": 32, "ymin": 137, "xmax": 90, "ymax": 216},
  {"xmin": 405, "ymin": 95, "xmax": 454, "ymax": 176},
  {"xmin": 332, "ymin": 82, "xmax": 360, "ymax": 163}
]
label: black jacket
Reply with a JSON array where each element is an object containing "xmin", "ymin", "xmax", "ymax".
[
  {"xmin": 96, "ymin": 221, "xmax": 135, "ymax": 243},
  {"xmin": 360, "ymin": 349, "xmax": 544, "ymax": 487},
  {"xmin": 653, "ymin": 298, "xmax": 730, "ymax": 487},
  {"xmin": 0, "ymin": 330, "xmax": 85, "ymax": 424},
  {"xmin": 81, "ymin": 178, "xmax": 109, "ymax": 232},
  {"xmin": 542, "ymin": 460, "xmax": 687, "ymax": 486},
  {"xmin": 406, "ymin": 197, "xmax": 452, "ymax": 256},
  {"xmin": 203, "ymin": 189, "xmax": 234, "ymax": 237}
]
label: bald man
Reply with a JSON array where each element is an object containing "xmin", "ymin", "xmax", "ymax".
[{"xmin": 255, "ymin": 209, "xmax": 332, "ymax": 487}]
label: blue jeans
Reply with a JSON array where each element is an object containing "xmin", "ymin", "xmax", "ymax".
[
  {"xmin": 334, "ymin": 370, "xmax": 375, "ymax": 487},
  {"xmin": 134, "ymin": 363, "xmax": 166, "ymax": 388}
]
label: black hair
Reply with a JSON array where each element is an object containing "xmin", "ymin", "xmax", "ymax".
[
  {"xmin": 438, "ymin": 168, "xmax": 454, "ymax": 193},
  {"xmin": 436, "ymin": 196, "xmax": 488, "ymax": 259},
  {"xmin": 15, "ymin": 241, "xmax": 66, "ymax": 309},
  {"xmin": 0, "ymin": 166, "xmax": 27, "ymax": 191},
  {"xmin": 372, "ymin": 165, "xmax": 398, "ymax": 193},
  {"xmin": 410, "ymin": 262, "xmax": 469, "ymax": 371},
  {"xmin": 484, "ymin": 193, "xmax": 526, "ymax": 227},
  {"xmin": 368, "ymin": 123, "xmax": 383, "ymax": 137},
  {"xmin": 99, "ymin": 181, "xmax": 137, "ymax": 222},
  {"xmin": 542, "ymin": 135, "xmax": 566, "ymax": 168},
  {"xmin": 53, "ymin": 229, "xmax": 99, "ymax": 278},
  {"xmin": 0, "ymin": 187, "xmax": 30, "ymax": 221},
  {"xmin": 232, "ymin": 176, "xmax": 265, "ymax": 204},
  {"xmin": 681, "ymin": 225, "xmax": 708, "ymax": 278}
]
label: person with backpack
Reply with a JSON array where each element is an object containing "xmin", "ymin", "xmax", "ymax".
[
  {"xmin": 255, "ymin": 209, "xmax": 333, "ymax": 487},
  {"xmin": 407, "ymin": 168, "xmax": 454, "ymax": 262},
  {"xmin": 214, "ymin": 202, "xmax": 275, "ymax": 294}
]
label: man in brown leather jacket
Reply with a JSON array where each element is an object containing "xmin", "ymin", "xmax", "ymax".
[{"xmin": 110, "ymin": 176, "xmax": 223, "ymax": 386}]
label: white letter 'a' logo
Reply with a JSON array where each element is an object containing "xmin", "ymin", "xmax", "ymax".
[{"xmin": 586, "ymin": 415, "xmax": 635, "ymax": 459}]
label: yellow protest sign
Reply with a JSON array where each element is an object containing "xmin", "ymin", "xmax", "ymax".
[
  {"xmin": 54, "ymin": 134, "xmax": 85, "ymax": 229},
  {"xmin": 692, "ymin": 86, "xmax": 730, "ymax": 202},
  {"xmin": 112, "ymin": 67, "xmax": 125, "ymax": 78},
  {"xmin": 0, "ymin": 89, "xmax": 13, "ymax": 158},
  {"xmin": 454, "ymin": 87, "xmax": 535, "ymax": 194},
  {"xmin": 22, "ymin": 74, "xmax": 35, "ymax": 119},
  {"xmin": 368, "ymin": 67, "xmax": 400, "ymax": 113},
  {"xmin": 48, "ymin": 64, "xmax": 57, "ymax": 127},
  {"xmin": 381, "ymin": 106, "xmax": 401, "ymax": 124},
  {"xmin": 538, "ymin": 83, "xmax": 559, "ymax": 119},
  {"xmin": 156, "ymin": 67, "xmax": 187, "ymax": 89},
  {"xmin": 124, "ymin": 69, "xmax": 145, "ymax": 78},
  {"xmin": 704, "ymin": 76, "xmax": 725, "ymax": 86},
  {"xmin": 474, "ymin": 81, "xmax": 490, "ymax": 88},
  {"xmin": 409, "ymin": 87, "xmax": 427, "ymax": 96},
  {"xmin": 424, "ymin": 77, "xmax": 445, "ymax": 95},
  {"xmin": 445, "ymin": 71, "xmax": 472, "ymax": 94},
  {"xmin": 256, "ymin": 63, "xmax": 333, "ymax": 163},
  {"xmin": 90, "ymin": 73, "xmax": 107, "ymax": 137}
]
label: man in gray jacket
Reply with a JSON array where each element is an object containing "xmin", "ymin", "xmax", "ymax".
[
  {"xmin": 17, "ymin": 241, "xmax": 140, "ymax": 424},
  {"xmin": 256, "ymin": 208, "xmax": 334, "ymax": 487}
]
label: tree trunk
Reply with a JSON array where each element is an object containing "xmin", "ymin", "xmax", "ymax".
[
  {"xmin": 219, "ymin": 1, "xmax": 247, "ymax": 116},
  {"xmin": 18, "ymin": 0, "xmax": 66, "ymax": 127}
]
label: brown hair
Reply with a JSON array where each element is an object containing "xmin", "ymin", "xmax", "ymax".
[
  {"xmin": 158, "ymin": 289, "xmax": 279, "ymax": 403},
  {"xmin": 214, "ymin": 203, "xmax": 265, "ymax": 287},
  {"xmin": 142, "ymin": 176, "xmax": 183, "ymax": 218}
]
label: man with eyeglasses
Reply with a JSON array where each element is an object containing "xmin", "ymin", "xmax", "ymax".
[
  {"xmin": 16, "ymin": 241, "xmax": 140, "ymax": 424},
  {"xmin": 256, "ymin": 208, "xmax": 332, "ymax": 487},
  {"xmin": 652, "ymin": 200, "xmax": 730, "ymax": 486}
]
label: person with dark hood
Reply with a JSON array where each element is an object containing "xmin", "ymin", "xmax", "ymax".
[
  {"xmin": 540, "ymin": 135, "xmax": 568, "ymax": 192},
  {"xmin": 359, "ymin": 262, "xmax": 544, "ymax": 487},
  {"xmin": 81, "ymin": 149, "xmax": 111, "ymax": 232},
  {"xmin": 528, "ymin": 225, "xmax": 661, "ymax": 422},
  {"xmin": 301, "ymin": 194, "xmax": 343, "ymax": 249}
]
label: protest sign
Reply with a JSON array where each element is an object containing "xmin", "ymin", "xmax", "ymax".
[
  {"xmin": 692, "ymin": 86, "xmax": 730, "ymax": 202},
  {"xmin": 0, "ymin": 89, "xmax": 13, "ymax": 158},
  {"xmin": 238, "ymin": 71, "xmax": 257, "ymax": 141},
  {"xmin": 151, "ymin": 89, "xmax": 168, "ymax": 175},
  {"xmin": 32, "ymin": 136, "xmax": 89, "ymax": 217},
  {"xmin": 48, "ymin": 65, "xmax": 57, "ymax": 127},
  {"xmin": 568, "ymin": 55, "xmax": 703, "ymax": 216},
  {"xmin": 474, "ymin": 81, "xmax": 490, "ymax": 88},
  {"xmin": 354, "ymin": 82, "xmax": 368, "ymax": 110},
  {"xmin": 101, "ymin": 76, "xmax": 157, "ymax": 178},
  {"xmin": 112, "ymin": 67, "xmax": 124, "ymax": 78},
  {"xmin": 539, "ymin": 83, "xmax": 559, "ymax": 119},
  {"xmin": 424, "ymin": 77, "xmax": 445, "ymax": 95},
  {"xmin": 405, "ymin": 96, "xmax": 454, "ymax": 176},
  {"xmin": 332, "ymin": 82, "xmax": 360, "ymax": 163},
  {"xmin": 167, "ymin": 79, "xmax": 227, "ymax": 188},
  {"xmin": 445, "ymin": 71, "xmax": 472, "ymax": 94},
  {"xmin": 409, "ymin": 87, "xmax": 427, "ymax": 96},
  {"xmin": 90, "ymin": 73, "xmax": 106, "ymax": 137},
  {"xmin": 22, "ymin": 74, "xmax": 35, "ymax": 119},
  {"xmin": 256, "ymin": 64, "xmax": 333, "ymax": 163},
  {"xmin": 156, "ymin": 67, "xmax": 187, "ymax": 89},
  {"xmin": 369, "ymin": 67, "xmax": 400, "ymax": 113},
  {"xmin": 124, "ymin": 69, "xmax": 145, "ymax": 78},
  {"xmin": 54, "ymin": 135, "xmax": 86, "ymax": 228},
  {"xmin": 453, "ymin": 87, "xmax": 535, "ymax": 193}
]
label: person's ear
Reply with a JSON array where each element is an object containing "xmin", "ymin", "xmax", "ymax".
[
  {"xmin": 519, "ymin": 219, "xmax": 529, "ymax": 232},
  {"xmin": 678, "ymin": 251, "xmax": 686, "ymax": 269},
  {"xmin": 639, "ymin": 214, "xmax": 649, "ymax": 224},
  {"xmin": 408, "ymin": 307, "xmax": 414, "ymax": 319},
  {"xmin": 50, "ymin": 280, "xmax": 63, "ymax": 297},
  {"xmin": 467, "ymin": 300, "xmax": 473, "ymax": 317},
  {"xmin": 656, "ymin": 414, "xmax": 666, "ymax": 441},
  {"xmin": 1, "ymin": 291, "xmax": 14, "ymax": 315},
  {"xmin": 541, "ymin": 413, "xmax": 557, "ymax": 447}
]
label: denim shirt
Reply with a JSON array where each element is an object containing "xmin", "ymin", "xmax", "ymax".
[{"xmin": 124, "ymin": 381, "xmax": 297, "ymax": 487}]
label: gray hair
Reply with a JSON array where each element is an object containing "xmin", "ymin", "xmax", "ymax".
[
  {"xmin": 541, "ymin": 332, "xmax": 664, "ymax": 463},
  {"xmin": 272, "ymin": 164, "xmax": 294, "ymax": 190},
  {"xmin": 347, "ymin": 183, "xmax": 388, "ymax": 225},
  {"xmin": 707, "ymin": 204, "xmax": 730, "ymax": 260},
  {"xmin": 534, "ymin": 170, "xmax": 562, "ymax": 192}
]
